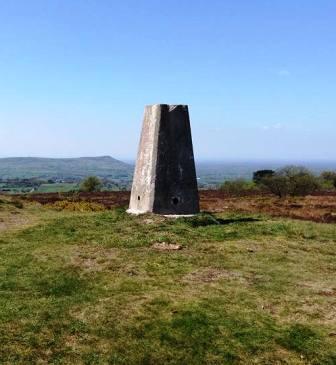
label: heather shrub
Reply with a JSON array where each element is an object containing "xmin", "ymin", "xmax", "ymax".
[{"xmin": 47, "ymin": 200, "xmax": 105, "ymax": 212}]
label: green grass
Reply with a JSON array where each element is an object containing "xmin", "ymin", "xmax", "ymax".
[{"xmin": 0, "ymin": 201, "xmax": 335, "ymax": 364}]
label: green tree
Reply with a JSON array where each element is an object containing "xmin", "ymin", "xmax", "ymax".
[
  {"xmin": 260, "ymin": 166, "xmax": 320, "ymax": 197},
  {"xmin": 253, "ymin": 170, "xmax": 275, "ymax": 184},
  {"xmin": 80, "ymin": 176, "xmax": 102, "ymax": 192}
]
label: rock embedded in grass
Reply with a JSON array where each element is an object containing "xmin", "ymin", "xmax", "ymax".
[{"xmin": 152, "ymin": 242, "xmax": 182, "ymax": 251}]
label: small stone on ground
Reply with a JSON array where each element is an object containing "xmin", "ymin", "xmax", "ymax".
[{"xmin": 152, "ymin": 242, "xmax": 182, "ymax": 251}]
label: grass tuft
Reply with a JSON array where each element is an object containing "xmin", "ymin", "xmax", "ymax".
[{"xmin": 35, "ymin": 269, "xmax": 87, "ymax": 297}]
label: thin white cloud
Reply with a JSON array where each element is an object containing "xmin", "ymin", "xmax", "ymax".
[
  {"xmin": 276, "ymin": 69, "xmax": 291, "ymax": 76},
  {"xmin": 261, "ymin": 123, "xmax": 284, "ymax": 131}
]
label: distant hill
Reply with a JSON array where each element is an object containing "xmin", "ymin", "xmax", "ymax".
[{"xmin": 0, "ymin": 156, "xmax": 133, "ymax": 179}]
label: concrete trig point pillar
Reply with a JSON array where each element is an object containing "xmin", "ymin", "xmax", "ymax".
[{"xmin": 128, "ymin": 104, "xmax": 200, "ymax": 215}]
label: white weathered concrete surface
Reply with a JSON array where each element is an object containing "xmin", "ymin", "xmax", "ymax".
[{"xmin": 127, "ymin": 105, "xmax": 160, "ymax": 214}]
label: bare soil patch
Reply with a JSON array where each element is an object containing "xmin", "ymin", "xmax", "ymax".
[
  {"xmin": 0, "ymin": 213, "xmax": 32, "ymax": 232},
  {"xmin": 0, "ymin": 197, "xmax": 38, "ymax": 232},
  {"xmin": 69, "ymin": 245, "xmax": 118, "ymax": 273}
]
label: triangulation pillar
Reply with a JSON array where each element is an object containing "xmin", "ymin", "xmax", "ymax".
[{"xmin": 128, "ymin": 104, "xmax": 199, "ymax": 215}]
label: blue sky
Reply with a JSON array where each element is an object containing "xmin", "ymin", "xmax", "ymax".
[{"xmin": 0, "ymin": 0, "xmax": 335, "ymax": 161}]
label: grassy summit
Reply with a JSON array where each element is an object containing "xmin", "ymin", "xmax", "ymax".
[{"xmin": 0, "ymin": 197, "xmax": 335, "ymax": 364}]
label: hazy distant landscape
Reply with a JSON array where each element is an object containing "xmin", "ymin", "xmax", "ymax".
[
  {"xmin": 196, "ymin": 160, "xmax": 336, "ymax": 188},
  {"xmin": 1, "ymin": 156, "xmax": 336, "ymax": 193},
  {"xmin": 0, "ymin": 156, "xmax": 131, "ymax": 179},
  {"xmin": 0, "ymin": 156, "xmax": 132, "ymax": 193}
]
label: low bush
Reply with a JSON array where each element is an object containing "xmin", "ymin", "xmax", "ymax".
[
  {"xmin": 320, "ymin": 171, "xmax": 336, "ymax": 189},
  {"xmin": 259, "ymin": 166, "xmax": 320, "ymax": 198},
  {"xmin": 220, "ymin": 179, "xmax": 258, "ymax": 196},
  {"xmin": 259, "ymin": 175, "xmax": 291, "ymax": 198}
]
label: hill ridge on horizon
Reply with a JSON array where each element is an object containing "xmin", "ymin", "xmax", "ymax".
[
  {"xmin": 1, "ymin": 156, "xmax": 336, "ymax": 182},
  {"xmin": 0, "ymin": 155, "xmax": 123, "ymax": 161},
  {"xmin": 0, "ymin": 156, "xmax": 132, "ymax": 179}
]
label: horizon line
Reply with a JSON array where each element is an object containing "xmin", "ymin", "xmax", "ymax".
[{"xmin": 0, "ymin": 155, "xmax": 336, "ymax": 164}]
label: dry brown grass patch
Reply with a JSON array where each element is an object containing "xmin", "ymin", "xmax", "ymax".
[{"xmin": 183, "ymin": 268, "xmax": 246, "ymax": 284}]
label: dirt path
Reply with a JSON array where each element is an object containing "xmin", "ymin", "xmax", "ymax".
[{"xmin": 0, "ymin": 197, "xmax": 40, "ymax": 233}]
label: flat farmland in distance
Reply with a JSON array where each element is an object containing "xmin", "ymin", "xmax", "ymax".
[{"xmin": 37, "ymin": 183, "xmax": 79, "ymax": 193}]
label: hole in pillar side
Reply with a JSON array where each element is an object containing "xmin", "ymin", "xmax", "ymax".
[
  {"xmin": 172, "ymin": 197, "xmax": 179, "ymax": 206},
  {"xmin": 138, "ymin": 196, "xmax": 141, "ymax": 201}
]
